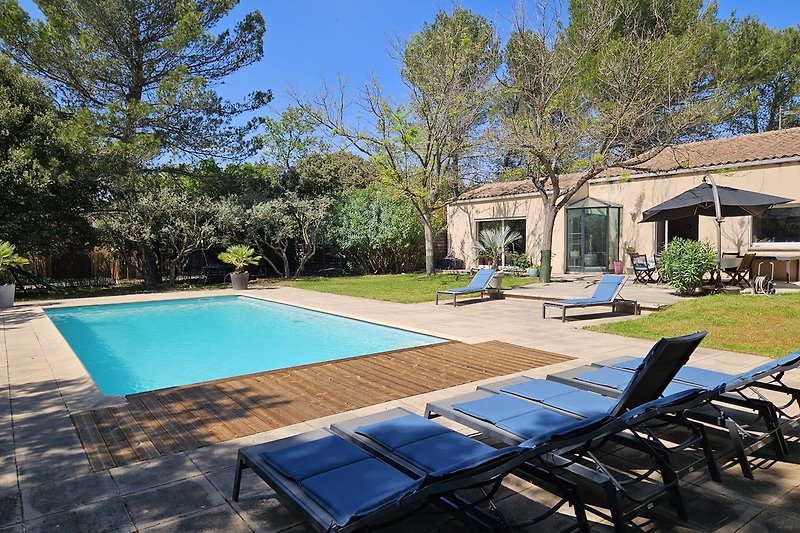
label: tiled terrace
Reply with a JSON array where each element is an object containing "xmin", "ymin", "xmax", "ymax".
[{"xmin": 1, "ymin": 284, "xmax": 800, "ymax": 531}]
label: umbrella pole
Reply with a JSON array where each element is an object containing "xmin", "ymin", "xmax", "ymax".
[{"xmin": 704, "ymin": 175, "xmax": 724, "ymax": 291}]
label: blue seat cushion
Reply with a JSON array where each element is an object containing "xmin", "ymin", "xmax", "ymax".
[
  {"xmin": 556, "ymin": 298, "xmax": 602, "ymax": 306},
  {"xmin": 497, "ymin": 409, "xmax": 577, "ymax": 440},
  {"xmin": 453, "ymin": 393, "xmax": 543, "ymax": 424},
  {"xmin": 500, "ymin": 379, "xmax": 616, "ymax": 416},
  {"xmin": 394, "ymin": 432, "xmax": 514, "ymax": 475},
  {"xmin": 673, "ymin": 367, "xmax": 733, "ymax": 389},
  {"xmin": 538, "ymin": 390, "xmax": 617, "ymax": 417},
  {"xmin": 500, "ymin": 379, "xmax": 578, "ymax": 401},
  {"xmin": 356, "ymin": 414, "xmax": 451, "ymax": 451},
  {"xmin": 611, "ymin": 358, "xmax": 645, "ymax": 371},
  {"xmin": 261, "ymin": 434, "xmax": 373, "ymax": 481},
  {"xmin": 300, "ymin": 457, "xmax": 420, "ymax": 526},
  {"xmin": 439, "ymin": 287, "xmax": 481, "ymax": 294},
  {"xmin": 613, "ymin": 358, "xmax": 733, "ymax": 389},
  {"xmin": 575, "ymin": 367, "xmax": 634, "ymax": 390},
  {"xmin": 739, "ymin": 350, "xmax": 800, "ymax": 382}
]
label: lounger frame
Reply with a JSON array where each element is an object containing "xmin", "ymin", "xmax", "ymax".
[
  {"xmin": 542, "ymin": 298, "xmax": 640, "ymax": 322},
  {"xmin": 424, "ymin": 388, "xmax": 715, "ymax": 532},
  {"xmin": 561, "ymin": 354, "xmax": 800, "ymax": 479}
]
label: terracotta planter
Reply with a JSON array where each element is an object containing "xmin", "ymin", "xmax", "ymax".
[
  {"xmin": 0, "ymin": 284, "xmax": 14, "ymax": 308},
  {"xmin": 230, "ymin": 271, "xmax": 250, "ymax": 290}
]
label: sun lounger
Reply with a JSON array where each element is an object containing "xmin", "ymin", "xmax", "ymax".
[
  {"xmin": 436, "ymin": 268, "xmax": 496, "ymax": 306},
  {"xmin": 542, "ymin": 274, "xmax": 638, "ymax": 322},
  {"xmin": 425, "ymin": 332, "xmax": 718, "ymax": 530},
  {"xmin": 232, "ymin": 408, "xmax": 612, "ymax": 532},
  {"xmin": 330, "ymin": 407, "xmax": 616, "ymax": 532},
  {"xmin": 557, "ymin": 349, "xmax": 800, "ymax": 478}
]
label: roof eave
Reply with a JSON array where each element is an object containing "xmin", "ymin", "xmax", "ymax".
[{"xmin": 590, "ymin": 155, "xmax": 800, "ymax": 185}]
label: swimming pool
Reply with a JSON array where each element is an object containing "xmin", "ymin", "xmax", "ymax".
[{"xmin": 45, "ymin": 296, "xmax": 443, "ymax": 396}]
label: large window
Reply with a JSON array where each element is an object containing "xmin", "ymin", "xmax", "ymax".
[
  {"xmin": 476, "ymin": 218, "xmax": 526, "ymax": 266},
  {"xmin": 753, "ymin": 206, "xmax": 800, "ymax": 244}
]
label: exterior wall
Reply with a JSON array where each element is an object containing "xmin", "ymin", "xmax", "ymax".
[
  {"xmin": 447, "ymin": 185, "xmax": 589, "ymax": 275},
  {"xmin": 447, "ymin": 160, "xmax": 800, "ymax": 275}
]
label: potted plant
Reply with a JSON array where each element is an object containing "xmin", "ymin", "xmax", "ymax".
[
  {"xmin": 0, "ymin": 241, "xmax": 30, "ymax": 308},
  {"xmin": 528, "ymin": 262, "xmax": 540, "ymax": 277},
  {"xmin": 474, "ymin": 227, "xmax": 522, "ymax": 289},
  {"xmin": 218, "ymin": 245, "xmax": 261, "ymax": 290},
  {"xmin": 613, "ymin": 259, "xmax": 624, "ymax": 274}
]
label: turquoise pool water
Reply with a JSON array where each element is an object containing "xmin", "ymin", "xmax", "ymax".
[{"xmin": 45, "ymin": 296, "xmax": 443, "ymax": 396}]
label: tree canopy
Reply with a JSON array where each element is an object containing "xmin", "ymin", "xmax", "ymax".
[
  {"xmin": 0, "ymin": 54, "xmax": 100, "ymax": 254},
  {"xmin": 498, "ymin": 0, "xmax": 720, "ymax": 280},
  {"xmin": 0, "ymin": 0, "xmax": 269, "ymax": 186}
]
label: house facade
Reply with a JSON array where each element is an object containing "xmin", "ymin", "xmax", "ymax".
[{"xmin": 447, "ymin": 128, "xmax": 800, "ymax": 280}]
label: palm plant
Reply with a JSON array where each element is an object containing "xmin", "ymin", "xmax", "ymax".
[
  {"xmin": 475, "ymin": 227, "xmax": 522, "ymax": 269},
  {"xmin": 0, "ymin": 241, "xmax": 29, "ymax": 283},
  {"xmin": 218, "ymin": 245, "xmax": 261, "ymax": 273}
]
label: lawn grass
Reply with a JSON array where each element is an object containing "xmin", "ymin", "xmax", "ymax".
[
  {"xmin": 589, "ymin": 293, "xmax": 800, "ymax": 357},
  {"xmin": 284, "ymin": 273, "xmax": 534, "ymax": 304}
]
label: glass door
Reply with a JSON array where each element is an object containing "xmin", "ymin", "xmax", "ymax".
[{"xmin": 565, "ymin": 203, "xmax": 620, "ymax": 273}]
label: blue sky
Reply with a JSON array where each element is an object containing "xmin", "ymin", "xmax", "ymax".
[
  {"xmin": 223, "ymin": 0, "xmax": 800, "ymax": 114},
  {"xmin": 17, "ymin": 0, "xmax": 800, "ymax": 115}
]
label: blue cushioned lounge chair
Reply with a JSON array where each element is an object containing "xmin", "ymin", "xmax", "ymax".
[
  {"xmin": 555, "ymin": 349, "xmax": 800, "ymax": 479},
  {"xmin": 436, "ymin": 268, "xmax": 496, "ymax": 306},
  {"xmin": 330, "ymin": 407, "xmax": 617, "ymax": 532},
  {"xmin": 542, "ymin": 274, "xmax": 638, "ymax": 322},
  {"xmin": 425, "ymin": 332, "xmax": 719, "ymax": 531},
  {"xmin": 232, "ymin": 408, "xmax": 614, "ymax": 532}
]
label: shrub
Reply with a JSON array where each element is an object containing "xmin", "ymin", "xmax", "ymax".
[
  {"xmin": 324, "ymin": 184, "xmax": 425, "ymax": 274},
  {"xmin": 658, "ymin": 238, "xmax": 717, "ymax": 295}
]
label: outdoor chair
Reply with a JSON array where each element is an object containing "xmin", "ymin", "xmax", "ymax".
[
  {"xmin": 629, "ymin": 253, "xmax": 658, "ymax": 284},
  {"xmin": 558, "ymin": 348, "xmax": 800, "ymax": 479},
  {"xmin": 232, "ymin": 407, "xmax": 614, "ymax": 532},
  {"xmin": 542, "ymin": 274, "xmax": 638, "ymax": 322},
  {"xmin": 424, "ymin": 332, "xmax": 719, "ymax": 531},
  {"xmin": 436, "ymin": 268, "xmax": 496, "ymax": 306},
  {"xmin": 722, "ymin": 252, "xmax": 755, "ymax": 287}
]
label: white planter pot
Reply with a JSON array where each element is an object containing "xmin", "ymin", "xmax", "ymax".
[
  {"xmin": 0, "ymin": 284, "xmax": 15, "ymax": 308},
  {"xmin": 230, "ymin": 272, "xmax": 250, "ymax": 290},
  {"xmin": 489, "ymin": 272, "xmax": 504, "ymax": 290},
  {"xmin": 526, "ymin": 267, "xmax": 540, "ymax": 277}
]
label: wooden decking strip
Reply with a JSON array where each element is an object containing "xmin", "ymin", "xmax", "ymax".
[{"xmin": 70, "ymin": 341, "xmax": 573, "ymax": 471}]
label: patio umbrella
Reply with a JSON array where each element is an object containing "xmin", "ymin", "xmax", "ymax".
[
  {"xmin": 640, "ymin": 182, "xmax": 792, "ymax": 222},
  {"xmin": 640, "ymin": 176, "xmax": 793, "ymax": 289}
]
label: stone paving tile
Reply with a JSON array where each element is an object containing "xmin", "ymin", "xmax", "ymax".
[
  {"xmin": 206, "ymin": 466, "xmax": 271, "ymax": 502},
  {"xmin": 759, "ymin": 483, "xmax": 800, "ymax": 518},
  {"xmin": 123, "ymin": 476, "xmax": 226, "ymax": 529},
  {"xmin": 110, "ymin": 453, "xmax": 203, "ymax": 495},
  {"xmin": 138, "ymin": 504, "xmax": 252, "ymax": 533},
  {"xmin": 15, "ymin": 448, "xmax": 93, "ymax": 486},
  {"xmin": 633, "ymin": 481, "xmax": 763, "ymax": 532},
  {"xmin": 20, "ymin": 471, "xmax": 117, "ymax": 520},
  {"xmin": 22, "ymin": 497, "xmax": 135, "ymax": 533},
  {"xmin": 0, "ymin": 490, "xmax": 21, "ymax": 529},
  {"xmin": 737, "ymin": 510, "xmax": 799, "ymax": 532},
  {"xmin": 232, "ymin": 493, "xmax": 307, "ymax": 533}
]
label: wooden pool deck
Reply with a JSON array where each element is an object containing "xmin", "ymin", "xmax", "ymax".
[{"xmin": 70, "ymin": 340, "xmax": 572, "ymax": 470}]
